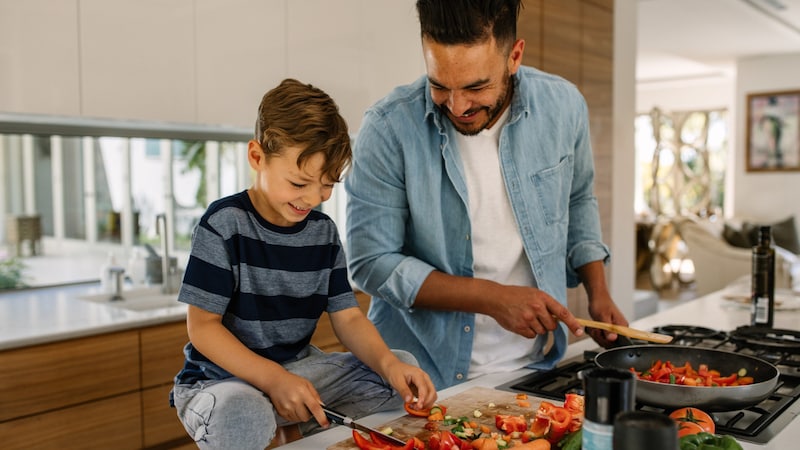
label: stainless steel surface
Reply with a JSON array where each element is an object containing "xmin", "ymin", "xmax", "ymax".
[
  {"xmin": 594, "ymin": 345, "xmax": 780, "ymax": 410},
  {"xmin": 322, "ymin": 406, "xmax": 407, "ymax": 447},
  {"xmin": 155, "ymin": 213, "xmax": 177, "ymax": 295}
]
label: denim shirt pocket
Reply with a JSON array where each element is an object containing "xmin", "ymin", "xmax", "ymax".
[{"xmin": 530, "ymin": 155, "xmax": 573, "ymax": 226}]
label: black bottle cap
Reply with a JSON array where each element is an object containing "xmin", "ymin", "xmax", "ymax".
[
  {"xmin": 613, "ymin": 410, "xmax": 679, "ymax": 450},
  {"xmin": 582, "ymin": 367, "xmax": 636, "ymax": 425}
]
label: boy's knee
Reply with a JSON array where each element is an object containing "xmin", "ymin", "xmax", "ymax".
[{"xmin": 197, "ymin": 387, "xmax": 275, "ymax": 449}]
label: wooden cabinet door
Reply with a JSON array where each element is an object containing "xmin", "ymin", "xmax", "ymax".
[
  {"xmin": 142, "ymin": 384, "xmax": 191, "ymax": 448},
  {"xmin": 140, "ymin": 321, "xmax": 189, "ymax": 388},
  {"xmin": 0, "ymin": 392, "xmax": 142, "ymax": 450},
  {"xmin": 0, "ymin": 330, "xmax": 140, "ymax": 422}
]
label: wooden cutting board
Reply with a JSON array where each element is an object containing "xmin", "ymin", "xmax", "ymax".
[{"xmin": 327, "ymin": 386, "xmax": 553, "ymax": 449}]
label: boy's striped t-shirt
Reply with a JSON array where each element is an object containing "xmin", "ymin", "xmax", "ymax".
[{"xmin": 175, "ymin": 190, "xmax": 356, "ymax": 384}]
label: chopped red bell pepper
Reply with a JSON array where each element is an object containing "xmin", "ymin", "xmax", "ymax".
[{"xmin": 495, "ymin": 414, "xmax": 528, "ymax": 433}]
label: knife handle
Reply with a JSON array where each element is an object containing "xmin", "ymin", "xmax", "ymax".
[{"xmin": 321, "ymin": 406, "xmax": 349, "ymax": 426}]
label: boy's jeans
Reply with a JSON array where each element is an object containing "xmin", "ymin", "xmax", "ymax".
[{"xmin": 172, "ymin": 347, "xmax": 416, "ymax": 450}]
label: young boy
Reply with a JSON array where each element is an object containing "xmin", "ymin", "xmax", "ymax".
[{"xmin": 170, "ymin": 79, "xmax": 436, "ymax": 449}]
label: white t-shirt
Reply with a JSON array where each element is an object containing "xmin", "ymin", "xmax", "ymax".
[{"xmin": 454, "ymin": 108, "xmax": 541, "ymax": 379}]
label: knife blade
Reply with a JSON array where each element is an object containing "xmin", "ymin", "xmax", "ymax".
[{"xmin": 321, "ymin": 405, "xmax": 407, "ymax": 447}]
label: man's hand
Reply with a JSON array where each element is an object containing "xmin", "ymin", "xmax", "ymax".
[
  {"xmin": 586, "ymin": 290, "xmax": 628, "ymax": 347},
  {"xmin": 487, "ymin": 285, "xmax": 585, "ymax": 339}
]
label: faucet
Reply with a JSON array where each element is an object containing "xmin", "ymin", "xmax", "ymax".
[{"xmin": 155, "ymin": 213, "xmax": 176, "ymax": 294}]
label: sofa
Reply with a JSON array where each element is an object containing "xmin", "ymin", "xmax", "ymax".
[{"xmin": 675, "ymin": 215, "xmax": 800, "ymax": 297}]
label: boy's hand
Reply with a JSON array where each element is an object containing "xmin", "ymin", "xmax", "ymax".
[
  {"xmin": 261, "ymin": 370, "xmax": 329, "ymax": 427},
  {"xmin": 385, "ymin": 360, "xmax": 437, "ymax": 411}
]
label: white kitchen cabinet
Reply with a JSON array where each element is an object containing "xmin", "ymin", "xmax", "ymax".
[
  {"xmin": 195, "ymin": 0, "xmax": 287, "ymax": 128},
  {"xmin": 79, "ymin": 0, "xmax": 197, "ymax": 122},
  {"xmin": 0, "ymin": 0, "xmax": 81, "ymax": 116},
  {"xmin": 286, "ymin": 0, "xmax": 423, "ymax": 133},
  {"xmin": 0, "ymin": 0, "xmax": 424, "ymax": 132}
]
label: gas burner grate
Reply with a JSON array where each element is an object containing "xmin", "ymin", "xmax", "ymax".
[
  {"xmin": 652, "ymin": 325, "xmax": 726, "ymax": 342},
  {"xmin": 730, "ymin": 326, "xmax": 800, "ymax": 353}
]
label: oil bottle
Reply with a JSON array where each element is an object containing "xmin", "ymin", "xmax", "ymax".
[{"xmin": 751, "ymin": 226, "xmax": 775, "ymax": 327}]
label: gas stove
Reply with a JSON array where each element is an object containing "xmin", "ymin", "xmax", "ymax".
[{"xmin": 496, "ymin": 325, "xmax": 800, "ymax": 444}]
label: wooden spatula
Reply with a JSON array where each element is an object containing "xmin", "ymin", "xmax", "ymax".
[{"xmin": 575, "ymin": 318, "xmax": 673, "ymax": 344}]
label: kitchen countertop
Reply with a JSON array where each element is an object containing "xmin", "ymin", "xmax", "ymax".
[
  {"xmin": 0, "ymin": 282, "xmax": 186, "ymax": 350},
  {"xmin": 281, "ymin": 290, "xmax": 800, "ymax": 450}
]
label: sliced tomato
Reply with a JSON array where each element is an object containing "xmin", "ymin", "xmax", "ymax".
[
  {"xmin": 495, "ymin": 414, "xmax": 528, "ymax": 433},
  {"xmin": 410, "ymin": 437, "xmax": 425, "ymax": 450}
]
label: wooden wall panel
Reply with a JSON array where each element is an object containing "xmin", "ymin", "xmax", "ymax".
[
  {"xmin": 517, "ymin": 0, "xmax": 614, "ymax": 327},
  {"xmin": 582, "ymin": 1, "xmax": 614, "ymax": 249},
  {"xmin": 519, "ymin": 0, "xmax": 543, "ymax": 67},
  {"xmin": 541, "ymin": 0, "xmax": 582, "ymax": 85}
]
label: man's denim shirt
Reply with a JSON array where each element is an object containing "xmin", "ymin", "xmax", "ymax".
[{"xmin": 345, "ymin": 66, "xmax": 610, "ymax": 390}]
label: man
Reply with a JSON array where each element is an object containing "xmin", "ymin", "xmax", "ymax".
[{"xmin": 345, "ymin": 0, "xmax": 628, "ymax": 390}]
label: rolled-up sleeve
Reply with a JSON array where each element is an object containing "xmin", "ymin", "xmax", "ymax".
[{"xmin": 345, "ymin": 112, "xmax": 435, "ymax": 309}]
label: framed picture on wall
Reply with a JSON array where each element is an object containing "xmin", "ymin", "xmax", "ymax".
[{"xmin": 746, "ymin": 89, "xmax": 800, "ymax": 172}]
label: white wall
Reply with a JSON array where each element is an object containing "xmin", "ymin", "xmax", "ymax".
[
  {"xmin": 0, "ymin": 0, "xmax": 425, "ymax": 133},
  {"xmin": 611, "ymin": 0, "xmax": 637, "ymax": 319},
  {"xmin": 637, "ymin": 78, "xmax": 734, "ymax": 113},
  {"xmin": 734, "ymin": 53, "xmax": 800, "ymax": 223}
]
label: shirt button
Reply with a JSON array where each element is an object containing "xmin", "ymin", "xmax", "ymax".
[
  {"xmin": 456, "ymin": 373, "xmax": 464, "ymax": 380},
  {"xmin": 464, "ymin": 325, "xmax": 471, "ymax": 333},
  {"xmin": 466, "ymin": 234, "xmax": 470, "ymax": 240}
]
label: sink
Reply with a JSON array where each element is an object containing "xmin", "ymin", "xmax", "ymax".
[{"xmin": 78, "ymin": 286, "xmax": 182, "ymax": 311}]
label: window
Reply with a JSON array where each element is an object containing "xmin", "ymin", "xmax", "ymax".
[
  {"xmin": 0, "ymin": 114, "xmax": 253, "ymax": 287},
  {"xmin": 634, "ymin": 107, "xmax": 728, "ymax": 290},
  {"xmin": 635, "ymin": 107, "xmax": 728, "ymax": 218}
]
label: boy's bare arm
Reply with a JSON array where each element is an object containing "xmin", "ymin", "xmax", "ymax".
[
  {"xmin": 330, "ymin": 307, "xmax": 437, "ymax": 409},
  {"xmin": 185, "ymin": 305, "xmax": 330, "ymax": 426}
]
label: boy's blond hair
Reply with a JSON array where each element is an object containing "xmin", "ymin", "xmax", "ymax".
[{"xmin": 255, "ymin": 78, "xmax": 351, "ymax": 181}]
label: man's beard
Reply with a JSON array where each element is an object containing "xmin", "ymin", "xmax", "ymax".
[{"xmin": 441, "ymin": 76, "xmax": 512, "ymax": 136}]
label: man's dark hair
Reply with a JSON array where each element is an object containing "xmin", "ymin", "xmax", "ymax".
[{"xmin": 416, "ymin": 0, "xmax": 521, "ymax": 51}]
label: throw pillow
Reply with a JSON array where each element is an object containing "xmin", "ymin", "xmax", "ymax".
[
  {"xmin": 745, "ymin": 216, "xmax": 800, "ymax": 255},
  {"xmin": 722, "ymin": 223, "xmax": 752, "ymax": 248}
]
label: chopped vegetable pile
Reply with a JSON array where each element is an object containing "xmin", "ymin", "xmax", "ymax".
[{"xmin": 632, "ymin": 360, "xmax": 754, "ymax": 386}]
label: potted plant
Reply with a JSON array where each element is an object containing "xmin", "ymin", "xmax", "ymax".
[{"xmin": 0, "ymin": 254, "xmax": 27, "ymax": 289}]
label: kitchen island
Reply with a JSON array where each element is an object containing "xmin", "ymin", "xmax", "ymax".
[{"xmin": 282, "ymin": 291, "xmax": 800, "ymax": 450}]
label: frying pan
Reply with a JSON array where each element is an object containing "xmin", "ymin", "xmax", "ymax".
[{"xmin": 594, "ymin": 345, "xmax": 779, "ymax": 411}]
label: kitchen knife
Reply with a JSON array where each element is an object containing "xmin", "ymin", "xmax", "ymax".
[{"xmin": 321, "ymin": 405, "xmax": 408, "ymax": 447}]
